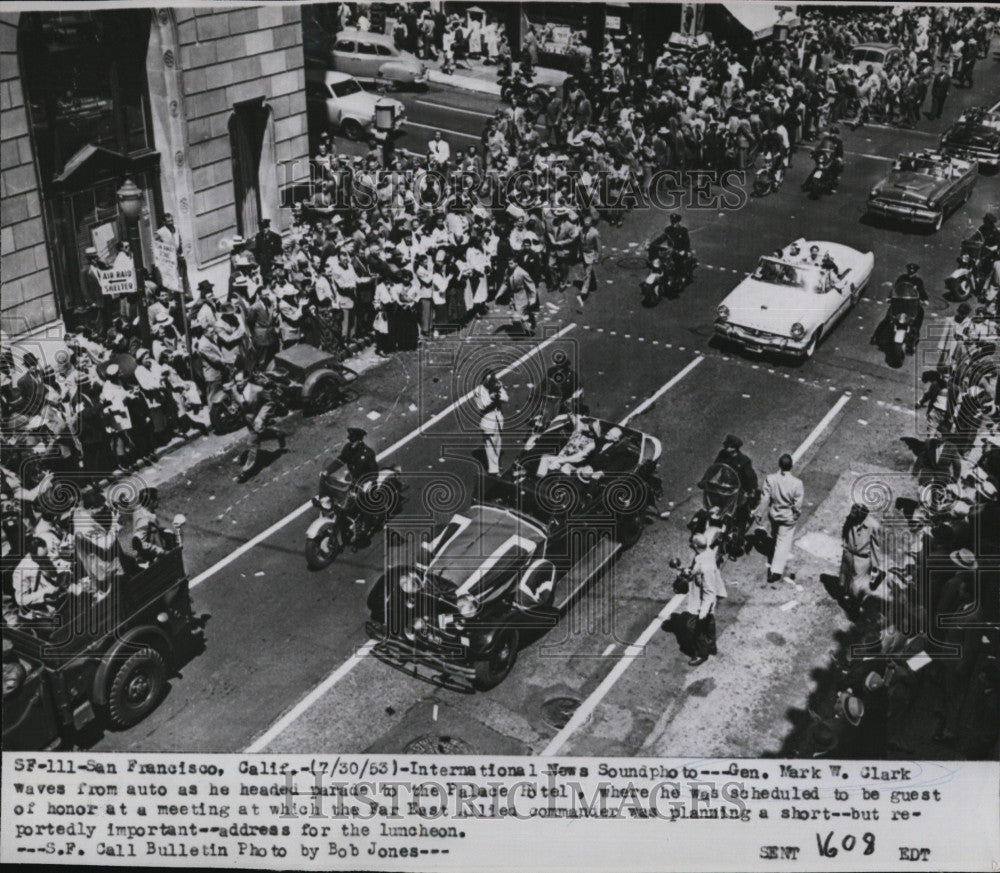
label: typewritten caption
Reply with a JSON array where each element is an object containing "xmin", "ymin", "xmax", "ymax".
[{"xmin": 2, "ymin": 754, "xmax": 998, "ymax": 871}]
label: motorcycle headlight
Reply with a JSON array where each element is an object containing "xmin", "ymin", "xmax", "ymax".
[
  {"xmin": 412, "ymin": 617, "xmax": 428, "ymax": 635},
  {"xmin": 717, "ymin": 304, "xmax": 730, "ymax": 321},
  {"xmin": 399, "ymin": 571, "xmax": 423, "ymax": 594},
  {"xmin": 319, "ymin": 495, "xmax": 333, "ymax": 510},
  {"xmin": 897, "ymin": 313, "xmax": 909, "ymax": 324},
  {"xmin": 457, "ymin": 595, "xmax": 478, "ymax": 618},
  {"xmin": 790, "ymin": 322, "xmax": 806, "ymax": 340},
  {"xmin": 869, "ymin": 188, "xmax": 879, "ymax": 199}
]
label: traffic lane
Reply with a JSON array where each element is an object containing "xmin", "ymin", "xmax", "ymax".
[
  {"xmin": 257, "ymin": 353, "xmax": 854, "ymax": 754},
  {"xmin": 566, "ymin": 397, "xmax": 914, "ymax": 757},
  {"xmin": 393, "ymin": 84, "xmax": 495, "ymax": 149},
  {"xmin": 103, "ymin": 319, "xmax": 675, "ymax": 752}
]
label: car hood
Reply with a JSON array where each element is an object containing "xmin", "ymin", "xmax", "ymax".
[
  {"xmin": 721, "ymin": 278, "xmax": 821, "ymax": 337},
  {"xmin": 872, "ymin": 171, "xmax": 945, "ymax": 203}
]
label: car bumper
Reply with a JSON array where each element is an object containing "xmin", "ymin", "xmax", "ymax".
[
  {"xmin": 866, "ymin": 199, "xmax": 942, "ymax": 225},
  {"xmin": 714, "ymin": 323, "xmax": 810, "ymax": 357},
  {"xmin": 413, "ymin": 72, "xmax": 429, "ymax": 84},
  {"xmin": 365, "ymin": 620, "xmax": 478, "ymax": 684}
]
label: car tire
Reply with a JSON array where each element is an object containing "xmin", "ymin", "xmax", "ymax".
[
  {"xmin": 305, "ymin": 520, "xmax": 343, "ymax": 570},
  {"xmin": 305, "ymin": 373, "xmax": 342, "ymax": 415},
  {"xmin": 341, "ymin": 118, "xmax": 365, "ymax": 141},
  {"xmin": 473, "ymin": 628, "xmax": 519, "ymax": 691},
  {"xmin": 107, "ymin": 647, "xmax": 167, "ymax": 729}
]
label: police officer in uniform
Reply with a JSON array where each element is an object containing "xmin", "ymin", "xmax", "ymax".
[
  {"xmin": 337, "ymin": 427, "xmax": 379, "ymax": 544},
  {"xmin": 649, "ymin": 214, "xmax": 695, "ymax": 282},
  {"xmin": 474, "ymin": 370, "xmax": 508, "ymax": 475},
  {"xmin": 706, "ymin": 434, "xmax": 759, "ymax": 544}
]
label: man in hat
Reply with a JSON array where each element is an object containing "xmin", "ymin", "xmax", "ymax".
[
  {"xmin": 16, "ymin": 352, "xmax": 47, "ymax": 418},
  {"xmin": 12, "ymin": 536, "xmax": 63, "ymax": 621},
  {"xmin": 577, "ymin": 214, "xmax": 601, "ymax": 306},
  {"xmin": 757, "ymin": 453, "xmax": 804, "ymax": 585},
  {"xmin": 838, "ymin": 502, "xmax": 882, "ymax": 607},
  {"xmin": 246, "ymin": 287, "xmax": 280, "ymax": 373},
  {"xmin": 99, "ymin": 363, "xmax": 137, "ymax": 471},
  {"xmin": 926, "ymin": 63, "xmax": 950, "ymax": 119},
  {"xmin": 230, "ymin": 235, "xmax": 256, "ymax": 275},
  {"xmin": 253, "ymin": 218, "xmax": 283, "ymax": 283},
  {"xmin": 124, "ymin": 487, "xmax": 178, "ymax": 565},
  {"xmin": 705, "ymin": 434, "xmax": 758, "ymax": 543},
  {"xmin": 235, "ymin": 370, "xmax": 288, "ymax": 483},
  {"xmin": 193, "ymin": 322, "xmax": 227, "ymax": 401}
]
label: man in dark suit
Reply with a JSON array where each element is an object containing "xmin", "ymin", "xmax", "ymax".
[
  {"xmin": 253, "ymin": 218, "xmax": 283, "ymax": 282},
  {"xmin": 927, "ymin": 66, "xmax": 950, "ymax": 119}
]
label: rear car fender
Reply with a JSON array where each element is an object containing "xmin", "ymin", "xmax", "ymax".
[
  {"xmin": 91, "ymin": 625, "xmax": 173, "ymax": 706},
  {"xmin": 301, "ymin": 367, "xmax": 342, "ymax": 402}
]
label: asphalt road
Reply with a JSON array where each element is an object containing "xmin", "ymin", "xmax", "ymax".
[{"xmin": 94, "ymin": 59, "xmax": 1000, "ymax": 756}]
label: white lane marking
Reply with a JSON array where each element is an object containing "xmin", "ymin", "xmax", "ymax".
[
  {"xmin": 866, "ymin": 123, "xmax": 938, "ymax": 138},
  {"xmin": 403, "ymin": 119, "xmax": 480, "ymax": 140},
  {"xmin": 190, "ymin": 323, "xmax": 577, "ymax": 590},
  {"xmin": 244, "ymin": 640, "xmax": 378, "ymax": 753},
  {"xmin": 415, "ymin": 99, "xmax": 493, "ymax": 118},
  {"xmin": 619, "ymin": 356, "xmax": 704, "ymax": 426},
  {"xmin": 791, "ymin": 392, "xmax": 851, "ymax": 463},
  {"xmin": 845, "ymin": 151, "xmax": 893, "ymax": 162},
  {"xmin": 601, "ymin": 643, "xmax": 617, "ymax": 657},
  {"xmin": 540, "ymin": 594, "xmax": 686, "ymax": 756}
]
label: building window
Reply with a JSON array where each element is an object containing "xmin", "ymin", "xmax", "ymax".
[
  {"xmin": 229, "ymin": 100, "xmax": 271, "ymax": 237},
  {"xmin": 19, "ymin": 10, "xmax": 159, "ymax": 324}
]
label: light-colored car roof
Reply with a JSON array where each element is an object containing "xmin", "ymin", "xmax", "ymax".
[
  {"xmin": 336, "ymin": 27, "xmax": 396, "ymax": 45},
  {"xmin": 852, "ymin": 42, "xmax": 898, "ymax": 51}
]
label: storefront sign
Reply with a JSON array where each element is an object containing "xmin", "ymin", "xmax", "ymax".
[
  {"xmin": 96, "ymin": 264, "xmax": 137, "ymax": 298},
  {"xmin": 606, "ymin": 15, "xmax": 621, "ymax": 30},
  {"xmin": 153, "ymin": 236, "xmax": 180, "ymax": 292}
]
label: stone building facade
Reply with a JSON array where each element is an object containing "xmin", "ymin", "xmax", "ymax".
[{"xmin": 1, "ymin": 6, "xmax": 309, "ymax": 338}]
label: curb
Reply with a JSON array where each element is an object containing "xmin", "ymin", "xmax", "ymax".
[{"xmin": 427, "ymin": 68, "xmax": 501, "ymax": 96}]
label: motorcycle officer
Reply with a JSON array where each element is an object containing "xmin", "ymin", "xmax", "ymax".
[
  {"xmin": 707, "ymin": 434, "xmax": 759, "ymax": 541},
  {"xmin": 337, "ymin": 426, "xmax": 379, "ymax": 545},
  {"xmin": 235, "ymin": 370, "xmax": 288, "ymax": 483},
  {"xmin": 649, "ymin": 214, "xmax": 695, "ymax": 281},
  {"xmin": 814, "ymin": 125, "xmax": 844, "ymax": 190},
  {"xmin": 978, "ymin": 212, "xmax": 999, "ymax": 251},
  {"xmin": 760, "ymin": 126, "xmax": 788, "ymax": 185},
  {"xmin": 888, "ymin": 262, "xmax": 929, "ymax": 350}
]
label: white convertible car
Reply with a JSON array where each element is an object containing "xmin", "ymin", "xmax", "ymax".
[{"xmin": 714, "ymin": 239, "xmax": 875, "ymax": 358}]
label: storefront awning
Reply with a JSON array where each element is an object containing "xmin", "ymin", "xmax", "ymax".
[{"xmin": 722, "ymin": 3, "xmax": 788, "ymax": 41}]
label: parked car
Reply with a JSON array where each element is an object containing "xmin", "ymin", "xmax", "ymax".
[
  {"xmin": 2, "ymin": 548, "xmax": 200, "ymax": 750},
  {"xmin": 330, "ymin": 28, "xmax": 427, "ymax": 88},
  {"xmin": 940, "ymin": 101, "xmax": 1000, "ymax": 172},
  {"xmin": 846, "ymin": 42, "xmax": 902, "ymax": 75},
  {"xmin": 714, "ymin": 239, "xmax": 875, "ymax": 358},
  {"xmin": 366, "ymin": 416, "xmax": 663, "ymax": 690},
  {"xmin": 305, "ymin": 69, "xmax": 405, "ymax": 140},
  {"xmin": 867, "ymin": 149, "xmax": 979, "ymax": 230}
]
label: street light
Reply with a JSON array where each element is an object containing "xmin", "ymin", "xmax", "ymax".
[
  {"xmin": 374, "ymin": 99, "xmax": 396, "ymax": 166},
  {"xmin": 117, "ymin": 177, "xmax": 152, "ymax": 347}
]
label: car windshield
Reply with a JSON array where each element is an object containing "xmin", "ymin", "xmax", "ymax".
[{"xmin": 331, "ymin": 78, "xmax": 363, "ymax": 98}]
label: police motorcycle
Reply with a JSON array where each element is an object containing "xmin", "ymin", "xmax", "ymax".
[
  {"xmin": 693, "ymin": 462, "xmax": 759, "ymax": 561},
  {"xmin": 305, "ymin": 460, "xmax": 403, "ymax": 569},
  {"xmin": 946, "ymin": 231, "xmax": 999, "ymax": 302},
  {"xmin": 753, "ymin": 150, "xmax": 785, "ymax": 197},
  {"xmin": 881, "ymin": 278, "xmax": 924, "ymax": 368},
  {"xmin": 802, "ymin": 146, "xmax": 837, "ymax": 198},
  {"xmin": 642, "ymin": 243, "xmax": 697, "ymax": 305}
]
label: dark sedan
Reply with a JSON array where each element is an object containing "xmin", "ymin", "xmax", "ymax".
[{"xmin": 866, "ymin": 150, "xmax": 979, "ymax": 231}]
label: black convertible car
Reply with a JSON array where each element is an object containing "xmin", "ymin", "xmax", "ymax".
[
  {"xmin": 940, "ymin": 101, "xmax": 1000, "ymax": 172},
  {"xmin": 365, "ymin": 416, "xmax": 663, "ymax": 690}
]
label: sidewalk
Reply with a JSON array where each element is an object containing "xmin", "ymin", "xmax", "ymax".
[
  {"xmin": 102, "ymin": 342, "xmax": 387, "ymax": 495},
  {"xmin": 427, "ymin": 56, "xmax": 568, "ymax": 96}
]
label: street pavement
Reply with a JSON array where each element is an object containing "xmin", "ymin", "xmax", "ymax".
[{"xmin": 94, "ymin": 59, "xmax": 1000, "ymax": 757}]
